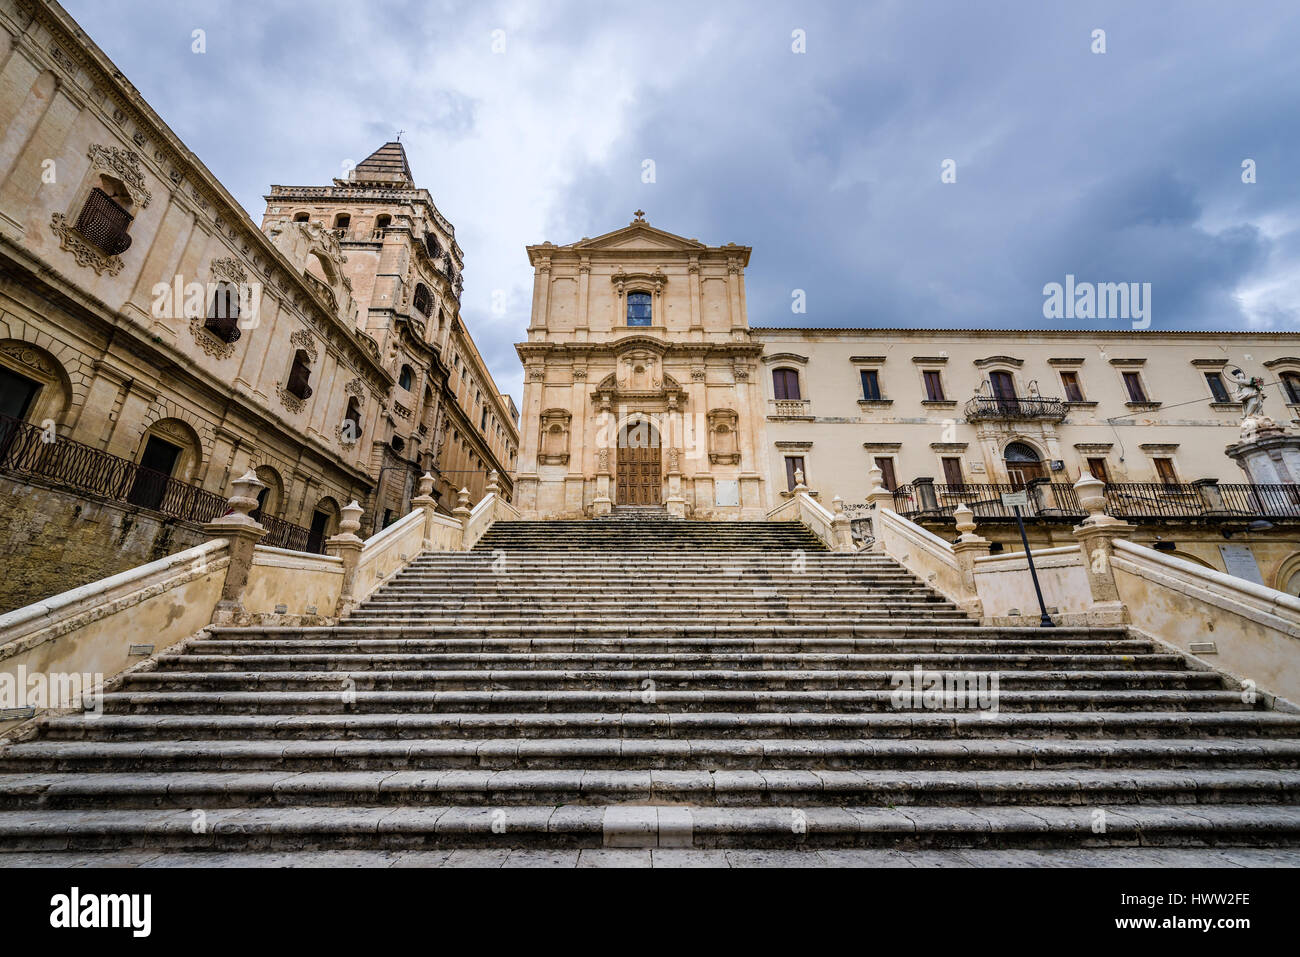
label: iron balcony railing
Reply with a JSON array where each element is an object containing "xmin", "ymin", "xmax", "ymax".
[
  {"xmin": 0, "ymin": 414, "xmax": 320, "ymax": 550},
  {"xmin": 963, "ymin": 395, "xmax": 1069, "ymax": 422},
  {"xmin": 892, "ymin": 479, "xmax": 1300, "ymax": 523},
  {"xmin": 251, "ymin": 511, "xmax": 314, "ymax": 552}
]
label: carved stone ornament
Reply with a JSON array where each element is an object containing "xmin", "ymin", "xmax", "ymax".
[
  {"xmin": 189, "ymin": 319, "xmax": 236, "ymax": 360},
  {"xmin": 277, "ymin": 385, "xmax": 306, "ymax": 414},
  {"xmin": 87, "ymin": 144, "xmax": 152, "ymax": 209},
  {"xmin": 210, "ymin": 256, "xmax": 248, "ymax": 284},
  {"xmin": 49, "ymin": 213, "xmax": 125, "ymax": 276},
  {"xmin": 0, "ymin": 343, "xmax": 55, "ymax": 377},
  {"xmin": 344, "ymin": 377, "xmax": 369, "ymax": 401},
  {"xmin": 290, "ymin": 329, "xmax": 319, "ymax": 363}
]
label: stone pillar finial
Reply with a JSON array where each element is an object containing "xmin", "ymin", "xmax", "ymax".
[
  {"xmin": 829, "ymin": 495, "xmax": 854, "ymax": 552},
  {"xmin": 485, "ymin": 470, "xmax": 501, "ymax": 497},
  {"xmin": 325, "ymin": 500, "xmax": 366, "ymax": 617},
  {"xmin": 792, "ymin": 468, "xmax": 810, "ymax": 495},
  {"xmin": 1071, "ymin": 472, "xmax": 1132, "ymax": 624},
  {"xmin": 865, "ymin": 464, "xmax": 894, "ymax": 509},
  {"xmin": 203, "ymin": 469, "xmax": 270, "ymax": 624},
  {"xmin": 949, "ymin": 502, "xmax": 990, "ymax": 617},
  {"xmin": 415, "ymin": 472, "xmax": 434, "ymax": 500},
  {"xmin": 452, "ymin": 487, "xmax": 473, "ymax": 522}
]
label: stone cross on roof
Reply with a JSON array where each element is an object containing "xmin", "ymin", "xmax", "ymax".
[{"xmin": 632, "ymin": 209, "xmax": 646, "ymax": 223}]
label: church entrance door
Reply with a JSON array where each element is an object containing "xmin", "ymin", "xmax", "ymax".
[{"xmin": 616, "ymin": 420, "xmax": 662, "ymax": 505}]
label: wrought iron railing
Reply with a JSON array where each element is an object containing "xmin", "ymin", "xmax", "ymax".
[
  {"xmin": 0, "ymin": 413, "xmax": 227, "ymax": 524},
  {"xmin": 892, "ymin": 478, "xmax": 1300, "ymax": 523},
  {"xmin": 963, "ymin": 396, "xmax": 1068, "ymax": 422},
  {"xmin": 0, "ymin": 414, "xmax": 320, "ymax": 550}
]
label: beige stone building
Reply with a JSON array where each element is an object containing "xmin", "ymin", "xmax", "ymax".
[
  {"xmin": 515, "ymin": 213, "xmax": 772, "ymax": 519},
  {"xmin": 757, "ymin": 327, "xmax": 1300, "ymax": 590},
  {"xmin": 0, "ymin": 0, "xmax": 515, "ymax": 609}
]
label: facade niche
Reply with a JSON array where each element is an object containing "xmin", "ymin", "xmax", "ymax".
[
  {"xmin": 707, "ymin": 408, "xmax": 741, "ymax": 465},
  {"xmin": 538, "ymin": 408, "xmax": 571, "ymax": 465}
]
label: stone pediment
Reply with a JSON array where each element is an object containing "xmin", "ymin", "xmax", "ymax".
[{"xmin": 571, "ymin": 222, "xmax": 707, "ymax": 252}]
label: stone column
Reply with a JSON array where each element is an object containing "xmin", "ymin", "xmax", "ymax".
[
  {"xmin": 951, "ymin": 504, "xmax": 992, "ymax": 618},
  {"xmin": 592, "ymin": 447, "xmax": 613, "ymax": 517},
  {"xmin": 1193, "ymin": 478, "xmax": 1225, "ymax": 514},
  {"xmin": 1025, "ymin": 477, "xmax": 1050, "ymax": 514},
  {"xmin": 204, "ymin": 470, "xmax": 269, "ymax": 624},
  {"xmin": 1071, "ymin": 472, "xmax": 1133, "ymax": 625},
  {"xmin": 324, "ymin": 500, "xmax": 365, "ymax": 617},
  {"xmin": 452, "ymin": 487, "xmax": 473, "ymax": 548},
  {"xmin": 913, "ymin": 476, "xmax": 938, "ymax": 513}
]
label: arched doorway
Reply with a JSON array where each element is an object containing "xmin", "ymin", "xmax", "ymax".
[
  {"xmin": 617, "ymin": 418, "xmax": 661, "ymax": 505},
  {"xmin": 1004, "ymin": 441, "xmax": 1046, "ymax": 488}
]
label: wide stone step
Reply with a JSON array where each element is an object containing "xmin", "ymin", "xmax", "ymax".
[
  {"xmin": 7, "ymin": 736, "xmax": 1299, "ymax": 773},
  {"xmin": 4, "ymin": 803, "xmax": 1297, "ymax": 851},
  {"xmin": 190, "ymin": 636, "xmax": 1153, "ymax": 655},
  {"xmin": 2, "ymin": 767, "xmax": 1300, "ymax": 811},
  {"xmin": 34, "ymin": 710, "xmax": 1300, "ymax": 742},
  {"xmin": 160, "ymin": 652, "xmax": 1189, "ymax": 673},
  {"xmin": 120, "ymin": 668, "xmax": 1217, "ymax": 693},
  {"xmin": 340, "ymin": 615, "xmax": 978, "ymax": 629},
  {"xmin": 90, "ymin": 688, "xmax": 1259, "ymax": 715}
]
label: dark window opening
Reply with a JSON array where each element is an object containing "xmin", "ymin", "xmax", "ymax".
[
  {"xmin": 1122, "ymin": 371, "xmax": 1148, "ymax": 403},
  {"xmin": 0, "ymin": 365, "xmax": 40, "ymax": 422},
  {"xmin": 860, "ymin": 369, "xmax": 882, "ymax": 401},
  {"xmin": 1060, "ymin": 371, "xmax": 1084, "ymax": 402},
  {"xmin": 413, "ymin": 283, "xmax": 432, "ymax": 317},
  {"xmin": 286, "ymin": 350, "xmax": 313, "ymax": 400},
  {"xmin": 923, "ymin": 370, "xmax": 945, "ymax": 401},
  {"xmin": 333, "ymin": 213, "xmax": 350, "ymax": 230},
  {"xmin": 374, "ymin": 214, "xmax": 391, "ymax": 230},
  {"xmin": 875, "ymin": 457, "xmax": 898, "ymax": 492},
  {"xmin": 399, "ymin": 365, "xmax": 414, "ymax": 390},
  {"xmin": 127, "ymin": 435, "xmax": 181, "ymax": 511},
  {"xmin": 1086, "ymin": 457, "xmax": 1110, "ymax": 485},
  {"xmin": 1153, "ymin": 457, "xmax": 1179, "ymax": 485},
  {"xmin": 204, "ymin": 282, "xmax": 241, "ymax": 343},
  {"xmin": 784, "ymin": 456, "xmax": 806, "ymax": 491},
  {"xmin": 941, "ymin": 456, "xmax": 964, "ymax": 486},
  {"xmin": 306, "ymin": 510, "xmax": 330, "ymax": 554},
  {"xmin": 1205, "ymin": 372, "xmax": 1230, "ymax": 402},
  {"xmin": 293, "ymin": 212, "xmax": 309, "ymax": 223},
  {"xmin": 773, "ymin": 368, "xmax": 801, "ymax": 400},
  {"xmin": 1282, "ymin": 373, "xmax": 1300, "ymax": 405}
]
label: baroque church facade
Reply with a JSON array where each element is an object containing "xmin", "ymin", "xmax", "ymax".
[{"xmin": 514, "ymin": 213, "xmax": 773, "ymax": 519}]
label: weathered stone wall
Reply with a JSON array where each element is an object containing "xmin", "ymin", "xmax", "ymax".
[{"xmin": 0, "ymin": 474, "xmax": 206, "ymax": 613}]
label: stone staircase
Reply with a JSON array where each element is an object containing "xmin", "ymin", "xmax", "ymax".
[{"xmin": 1, "ymin": 517, "xmax": 1299, "ymax": 856}]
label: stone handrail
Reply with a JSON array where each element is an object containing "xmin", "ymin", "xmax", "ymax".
[
  {"xmin": 0, "ymin": 538, "xmax": 231, "ymax": 732},
  {"xmin": 461, "ymin": 489, "xmax": 519, "ymax": 551},
  {"xmin": 874, "ymin": 507, "xmax": 973, "ymax": 611},
  {"xmin": 1111, "ymin": 539, "xmax": 1300, "ymax": 705},
  {"xmin": 766, "ymin": 490, "xmax": 853, "ymax": 552},
  {"xmin": 350, "ymin": 508, "xmax": 426, "ymax": 603}
]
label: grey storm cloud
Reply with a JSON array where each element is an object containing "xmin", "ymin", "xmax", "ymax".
[{"xmin": 62, "ymin": 0, "xmax": 1300, "ymax": 403}]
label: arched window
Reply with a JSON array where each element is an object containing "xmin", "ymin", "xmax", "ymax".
[
  {"xmin": 425, "ymin": 234, "xmax": 441, "ymax": 259},
  {"xmin": 1004, "ymin": 441, "xmax": 1044, "ymax": 488},
  {"xmin": 413, "ymin": 283, "xmax": 432, "ymax": 317},
  {"xmin": 772, "ymin": 367, "xmax": 801, "ymax": 400},
  {"xmin": 333, "ymin": 213, "xmax": 350, "ymax": 230},
  {"xmin": 204, "ymin": 281, "xmax": 241, "ymax": 343},
  {"xmin": 293, "ymin": 212, "xmax": 309, "ymax": 223},
  {"xmin": 399, "ymin": 364, "xmax": 414, "ymax": 390},
  {"xmin": 76, "ymin": 174, "xmax": 134, "ymax": 255},
  {"xmin": 626, "ymin": 292, "xmax": 652, "ymax": 327},
  {"xmin": 374, "ymin": 214, "xmax": 391, "ymax": 230},
  {"xmin": 286, "ymin": 350, "xmax": 313, "ymax": 400}
]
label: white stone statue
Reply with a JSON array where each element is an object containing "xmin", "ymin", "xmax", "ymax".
[{"xmin": 1227, "ymin": 367, "xmax": 1266, "ymax": 419}]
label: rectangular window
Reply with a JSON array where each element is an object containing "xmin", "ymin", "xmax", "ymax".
[
  {"xmin": 941, "ymin": 457, "xmax": 964, "ymax": 487},
  {"xmin": 773, "ymin": 368, "xmax": 801, "ymax": 400},
  {"xmin": 1060, "ymin": 371, "xmax": 1084, "ymax": 402},
  {"xmin": 860, "ymin": 370, "xmax": 882, "ymax": 401},
  {"xmin": 1086, "ymin": 457, "xmax": 1110, "ymax": 484},
  {"xmin": 784, "ymin": 456, "xmax": 806, "ymax": 491},
  {"xmin": 1283, "ymin": 373, "xmax": 1300, "ymax": 405},
  {"xmin": 1153, "ymin": 457, "xmax": 1178, "ymax": 485},
  {"xmin": 922, "ymin": 370, "xmax": 945, "ymax": 401},
  {"xmin": 626, "ymin": 292, "xmax": 653, "ymax": 326},
  {"xmin": 480, "ymin": 408, "xmax": 488, "ymax": 430},
  {"xmin": 1205, "ymin": 372, "xmax": 1230, "ymax": 402},
  {"xmin": 875, "ymin": 456, "xmax": 897, "ymax": 491},
  {"xmin": 1122, "ymin": 371, "xmax": 1148, "ymax": 403}
]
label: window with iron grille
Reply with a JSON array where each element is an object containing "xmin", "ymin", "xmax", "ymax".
[
  {"xmin": 75, "ymin": 187, "xmax": 133, "ymax": 255},
  {"xmin": 286, "ymin": 350, "xmax": 313, "ymax": 400},
  {"xmin": 413, "ymin": 284, "xmax": 432, "ymax": 316},
  {"xmin": 204, "ymin": 282, "xmax": 241, "ymax": 343}
]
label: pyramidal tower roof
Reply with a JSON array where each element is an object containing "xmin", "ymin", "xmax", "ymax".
[{"xmin": 348, "ymin": 140, "xmax": 414, "ymax": 187}]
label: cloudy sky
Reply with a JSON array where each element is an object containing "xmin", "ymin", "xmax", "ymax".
[{"xmin": 64, "ymin": 0, "xmax": 1300, "ymax": 404}]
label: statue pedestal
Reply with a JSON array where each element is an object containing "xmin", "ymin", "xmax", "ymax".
[{"xmin": 1226, "ymin": 426, "xmax": 1300, "ymax": 484}]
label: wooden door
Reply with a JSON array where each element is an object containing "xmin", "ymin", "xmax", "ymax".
[{"xmin": 617, "ymin": 441, "xmax": 661, "ymax": 505}]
